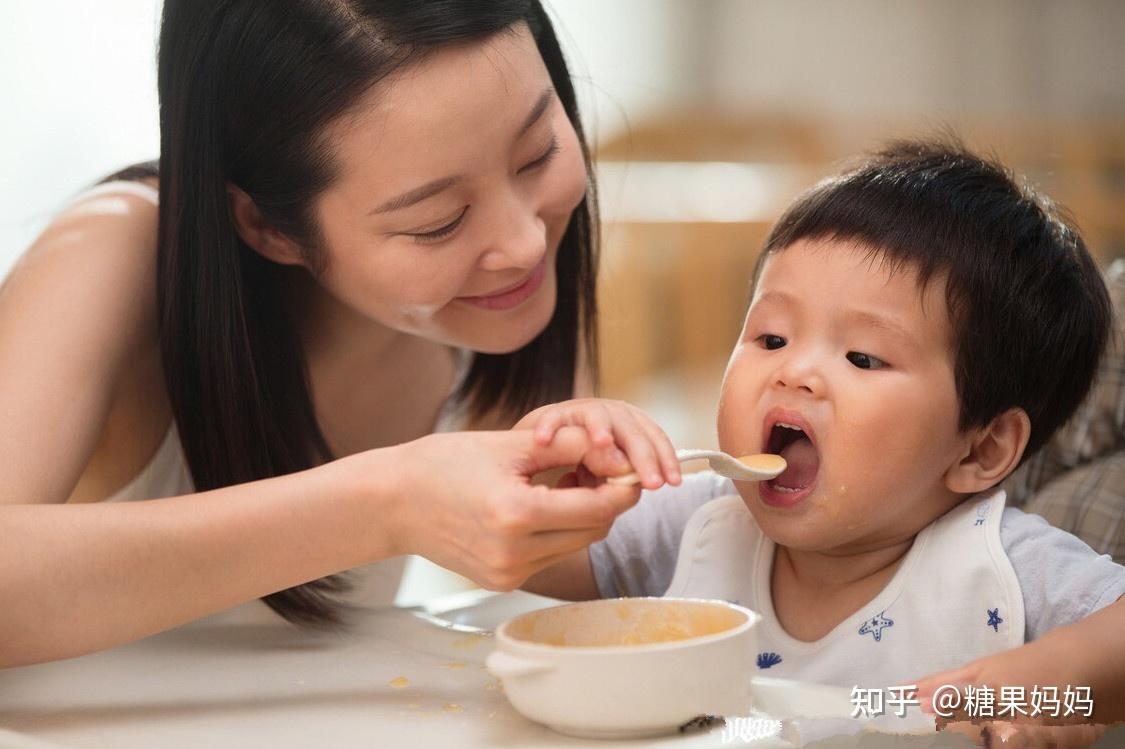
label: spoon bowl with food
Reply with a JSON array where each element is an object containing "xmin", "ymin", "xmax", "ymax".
[{"xmin": 606, "ymin": 448, "xmax": 786, "ymax": 486}]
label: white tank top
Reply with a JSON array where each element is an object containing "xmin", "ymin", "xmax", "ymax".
[
  {"xmin": 71, "ymin": 180, "xmax": 473, "ymax": 615},
  {"xmin": 665, "ymin": 489, "xmax": 1024, "ymax": 689}
]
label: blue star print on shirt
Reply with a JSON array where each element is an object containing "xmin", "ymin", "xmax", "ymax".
[
  {"xmin": 859, "ymin": 612, "xmax": 894, "ymax": 642},
  {"xmin": 987, "ymin": 608, "xmax": 1003, "ymax": 632},
  {"xmin": 756, "ymin": 652, "xmax": 782, "ymax": 669}
]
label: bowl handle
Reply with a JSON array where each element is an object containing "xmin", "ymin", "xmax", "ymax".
[{"xmin": 485, "ymin": 651, "xmax": 554, "ymax": 679}]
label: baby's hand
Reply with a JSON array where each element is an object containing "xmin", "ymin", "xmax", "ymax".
[
  {"xmin": 940, "ymin": 720, "xmax": 1105, "ymax": 748},
  {"xmin": 917, "ymin": 643, "xmax": 1111, "ymax": 748},
  {"xmin": 515, "ymin": 398, "xmax": 682, "ymax": 490}
]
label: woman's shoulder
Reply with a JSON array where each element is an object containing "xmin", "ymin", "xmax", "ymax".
[
  {"xmin": 31, "ymin": 178, "xmax": 160, "ymax": 274},
  {"xmin": 67, "ymin": 178, "xmax": 159, "ymax": 208},
  {"xmin": 1, "ymin": 177, "xmax": 168, "ymax": 504},
  {"xmin": 12, "ymin": 178, "xmax": 162, "ymax": 347}
]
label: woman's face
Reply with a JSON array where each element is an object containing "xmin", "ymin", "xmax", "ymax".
[{"xmin": 309, "ymin": 23, "xmax": 588, "ymax": 354}]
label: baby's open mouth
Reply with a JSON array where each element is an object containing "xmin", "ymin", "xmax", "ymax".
[{"xmin": 765, "ymin": 423, "xmax": 820, "ymax": 492}]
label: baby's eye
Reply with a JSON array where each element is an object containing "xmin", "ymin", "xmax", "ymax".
[
  {"xmin": 846, "ymin": 351, "xmax": 887, "ymax": 370},
  {"xmin": 756, "ymin": 334, "xmax": 787, "ymax": 350}
]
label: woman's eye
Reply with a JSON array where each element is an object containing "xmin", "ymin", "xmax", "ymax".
[
  {"xmin": 847, "ymin": 351, "xmax": 887, "ymax": 370},
  {"xmin": 757, "ymin": 334, "xmax": 786, "ymax": 350},
  {"xmin": 407, "ymin": 207, "xmax": 469, "ymax": 244},
  {"xmin": 518, "ymin": 135, "xmax": 560, "ymax": 174}
]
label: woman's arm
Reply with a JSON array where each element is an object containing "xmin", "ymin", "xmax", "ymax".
[
  {"xmin": 1, "ymin": 427, "xmax": 638, "ymax": 668},
  {"xmin": 0, "ymin": 456, "xmax": 392, "ymax": 666}
]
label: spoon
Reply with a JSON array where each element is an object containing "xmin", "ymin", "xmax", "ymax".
[{"xmin": 605, "ymin": 448, "xmax": 787, "ymax": 486}]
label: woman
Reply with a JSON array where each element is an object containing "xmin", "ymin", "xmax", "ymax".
[{"xmin": 0, "ymin": 0, "xmax": 676, "ymax": 668}]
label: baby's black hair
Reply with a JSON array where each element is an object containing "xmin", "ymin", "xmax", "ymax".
[{"xmin": 757, "ymin": 138, "xmax": 1112, "ymax": 460}]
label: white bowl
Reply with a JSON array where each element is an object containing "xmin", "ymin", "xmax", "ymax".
[{"xmin": 486, "ymin": 597, "xmax": 761, "ymax": 739}]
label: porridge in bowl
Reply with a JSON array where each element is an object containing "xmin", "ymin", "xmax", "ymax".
[{"xmin": 505, "ymin": 598, "xmax": 746, "ymax": 647}]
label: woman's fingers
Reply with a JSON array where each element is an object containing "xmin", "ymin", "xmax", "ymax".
[
  {"xmin": 519, "ymin": 482, "xmax": 640, "ymax": 533},
  {"xmin": 607, "ymin": 410, "xmax": 666, "ymax": 489},
  {"xmin": 602, "ymin": 403, "xmax": 679, "ymax": 486},
  {"xmin": 398, "ymin": 428, "xmax": 644, "ymax": 593},
  {"xmin": 515, "ymin": 425, "xmax": 598, "ymax": 474},
  {"xmin": 522, "ymin": 401, "xmax": 678, "ymax": 488},
  {"xmin": 469, "ymin": 495, "xmax": 619, "ymax": 591},
  {"xmin": 634, "ymin": 409, "xmax": 681, "ymax": 484},
  {"xmin": 531, "ymin": 409, "xmax": 561, "ymax": 444},
  {"xmin": 530, "ymin": 402, "xmax": 614, "ymax": 447},
  {"xmin": 525, "ymin": 525, "xmax": 614, "ymax": 563},
  {"xmin": 583, "ymin": 404, "xmax": 616, "ymax": 447},
  {"xmin": 580, "ymin": 444, "xmax": 631, "ymax": 478}
]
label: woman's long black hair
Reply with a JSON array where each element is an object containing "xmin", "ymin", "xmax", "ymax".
[{"xmin": 103, "ymin": 0, "xmax": 599, "ymax": 625}]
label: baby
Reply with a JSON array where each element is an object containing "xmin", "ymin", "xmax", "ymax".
[{"xmin": 518, "ymin": 139, "xmax": 1125, "ymax": 724}]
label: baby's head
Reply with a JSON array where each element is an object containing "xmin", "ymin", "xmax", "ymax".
[{"xmin": 717, "ymin": 139, "xmax": 1112, "ymax": 553}]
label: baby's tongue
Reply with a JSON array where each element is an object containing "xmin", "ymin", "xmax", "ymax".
[{"xmin": 774, "ymin": 436, "xmax": 819, "ymax": 489}]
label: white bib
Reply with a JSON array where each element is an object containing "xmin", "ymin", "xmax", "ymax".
[{"xmin": 665, "ymin": 489, "xmax": 1024, "ymax": 688}]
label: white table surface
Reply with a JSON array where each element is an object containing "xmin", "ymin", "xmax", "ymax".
[{"xmin": 0, "ymin": 591, "xmax": 1028, "ymax": 748}]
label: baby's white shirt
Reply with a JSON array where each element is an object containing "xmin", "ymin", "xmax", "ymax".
[
  {"xmin": 666, "ymin": 490, "xmax": 1020, "ymax": 688},
  {"xmin": 589, "ymin": 473, "xmax": 1125, "ymax": 689}
]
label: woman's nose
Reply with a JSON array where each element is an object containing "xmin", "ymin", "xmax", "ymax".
[{"xmin": 477, "ymin": 191, "xmax": 546, "ymax": 271}]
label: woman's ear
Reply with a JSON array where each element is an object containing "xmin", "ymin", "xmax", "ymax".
[
  {"xmin": 227, "ymin": 184, "xmax": 306, "ymax": 266},
  {"xmin": 944, "ymin": 407, "xmax": 1031, "ymax": 494}
]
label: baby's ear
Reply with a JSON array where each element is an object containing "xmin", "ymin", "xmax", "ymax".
[
  {"xmin": 944, "ymin": 407, "xmax": 1031, "ymax": 494},
  {"xmin": 227, "ymin": 184, "xmax": 307, "ymax": 267}
]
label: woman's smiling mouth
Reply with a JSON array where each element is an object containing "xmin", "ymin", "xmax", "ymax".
[{"xmin": 457, "ymin": 257, "xmax": 547, "ymax": 311}]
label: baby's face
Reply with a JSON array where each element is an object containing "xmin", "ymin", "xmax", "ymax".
[{"xmin": 718, "ymin": 239, "xmax": 972, "ymax": 554}]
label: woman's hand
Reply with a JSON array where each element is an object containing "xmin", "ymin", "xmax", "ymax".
[
  {"xmin": 514, "ymin": 398, "xmax": 682, "ymax": 490},
  {"xmin": 361, "ymin": 426, "xmax": 641, "ymax": 591}
]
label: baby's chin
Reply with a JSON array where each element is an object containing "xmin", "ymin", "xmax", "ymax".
[
  {"xmin": 739, "ymin": 480, "xmax": 830, "ymax": 524},
  {"xmin": 740, "ymin": 497, "xmax": 848, "ymax": 552}
]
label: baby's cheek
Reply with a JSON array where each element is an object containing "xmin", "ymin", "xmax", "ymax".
[
  {"xmin": 716, "ymin": 359, "xmax": 762, "ymax": 454},
  {"xmin": 821, "ymin": 417, "xmax": 897, "ymax": 505},
  {"xmin": 716, "ymin": 394, "xmax": 754, "ymax": 456}
]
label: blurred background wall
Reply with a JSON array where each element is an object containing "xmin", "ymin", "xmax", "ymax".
[{"xmin": 2, "ymin": 0, "xmax": 1122, "ymax": 476}]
